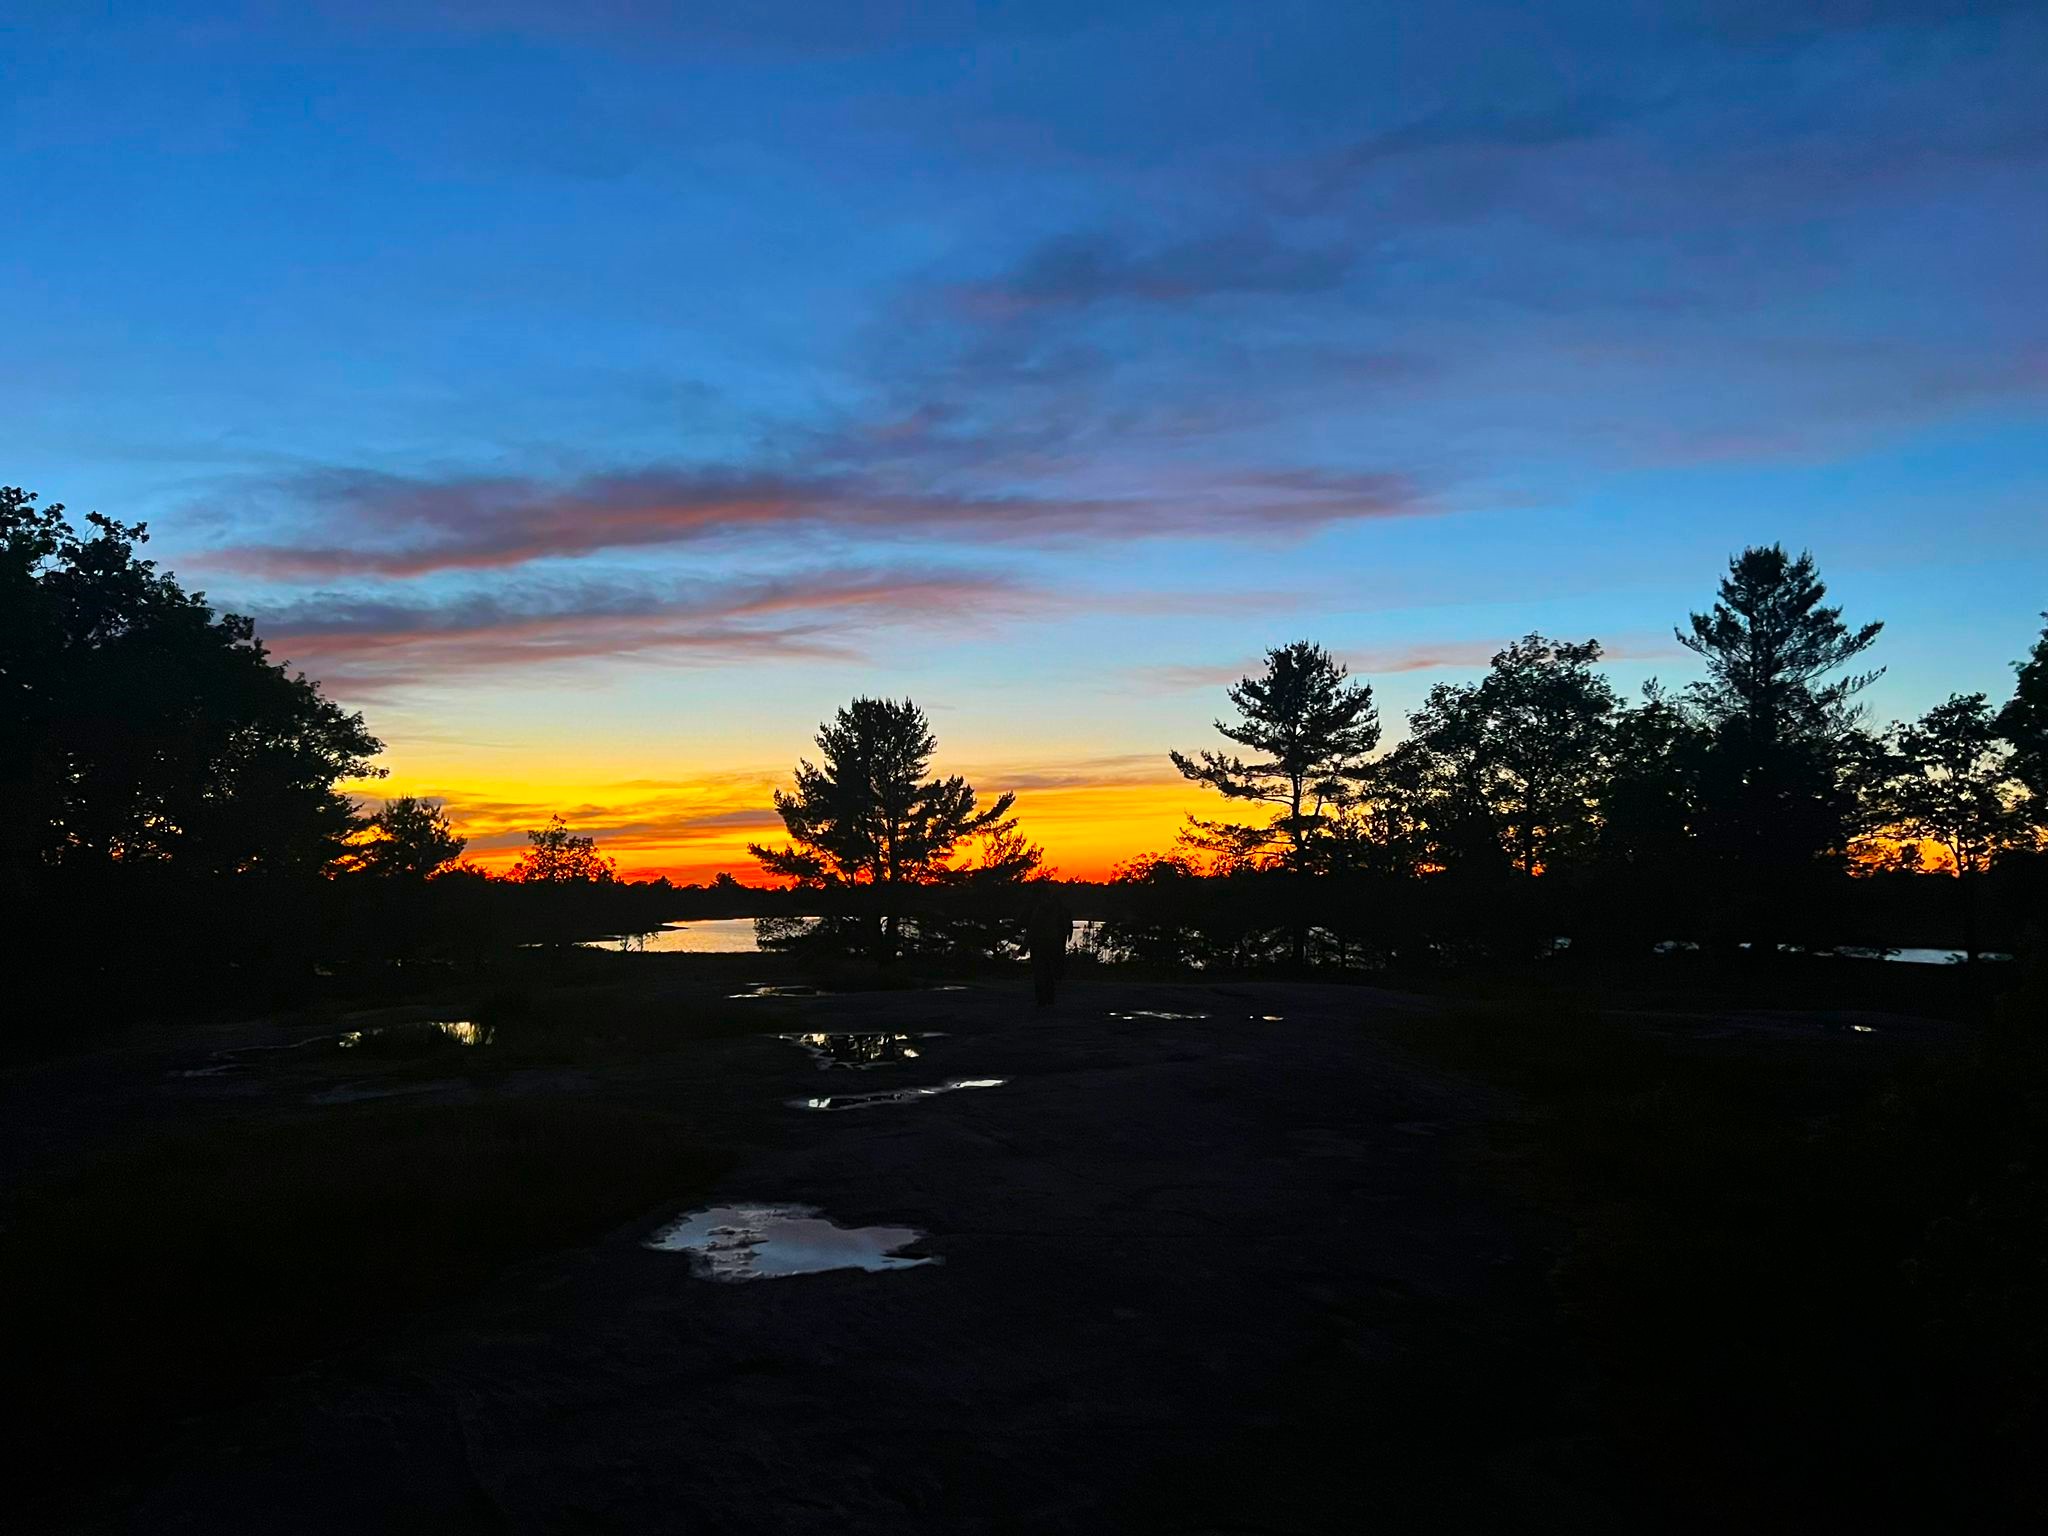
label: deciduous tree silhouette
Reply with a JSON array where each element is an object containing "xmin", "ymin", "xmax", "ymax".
[
  {"xmin": 749, "ymin": 696, "xmax": 1015, "ymax": 959},
  {"xmin": 1999, "ymin": 614, "xmax": 2048, "ymax": 810},
  {"xmin": 1, "ymin": 486, "xmax": 381, "ymax": 893},
  {"xmin": 509, "ymin": 815, "xmax": 617, "ymax": 883},
  {"xmin": 1404, "ymin": 635, "xmax": 1619, "ymax": 876},
  {"xmin": 1884, "ymin": 694, "xmax": 2031, "ymax": 963},
  {"xmin": 1170, "ymin": 641, "xmax": 1379, "ymax": 872},
  {"xmin": 1886, "ymin": 696, "xmax": 2030, "ymax": 877},
  {"xmin": 350, "ymin": 796, "xmax": 466, "ymax": 880},
  {"xmin": 1597, "ymin": 682, "xmax": 1711, "ymax": 870}
]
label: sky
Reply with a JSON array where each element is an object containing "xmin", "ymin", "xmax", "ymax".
[{"xmin": 5, "ymin": 0, "xmax": 2045, "ymax": 880}]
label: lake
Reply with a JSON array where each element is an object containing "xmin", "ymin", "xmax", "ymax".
[{"xmin": 579, "ymin": 918, "xmax": 786, "ymax": 953}]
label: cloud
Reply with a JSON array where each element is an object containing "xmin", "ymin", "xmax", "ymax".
[
  {"xmin": 251, "ymin": 567, "xmax": 1040, "ymax": 692},
  {"xmin": 1260, "ymin": 95, "xmax": 1653, "ymax": 216},
  {"xmin": 949, "ymin": 228, "xmax": 1355, "ymax": 317},
  {"xmin": 198, "ymin": 461, "xmax": 1434, "ymax": 580},
  {"xmin": 960, "ymin": 752, "xmax": 1182, "ymax": 791},
  {"xmin": 1139, "ymin": 637, "xmax": 1686, "ymax": 691}
]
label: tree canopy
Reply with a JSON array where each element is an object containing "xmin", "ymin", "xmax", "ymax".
[
  {"xmin": 508, "ymin": 815, "xmax": 617, "ymax": 883},
  {"xmin": 1403, "ymin": 635, "xmax": 1619, "ymax": 876},
  {"xmin": 2, "ymin": 486, "xmax": 382, "ymax": 885},
  {"xmin": 1678, "ymin": 545, "xmax": 1883, "ymax": 872},
  {"xmin": 749, "ymin": 697, "xmax": 1016, "ymax": 888},
  {"xmin": 1999, "ymin": 614, "xmax": 2048, "ymax": 805},
  {"xmin": 1885, "ymin": 694, "xmax": 2032, "ymax": 877},
  {"xmin": 349, "ymin": 796, "xmax": 466, "ymax": 880},
  {"xmin": 1170, "ymin": 641, "xmax": 1380, "ymax": 871}
]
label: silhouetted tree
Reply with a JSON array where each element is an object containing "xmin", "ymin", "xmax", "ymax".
[
  {"xmin": 1170, "ymin": 641, "xmax": 1380, "ymax": 871},
  {"xmin": 1886, "ymin": 695, "xmax": 2031, "ymax": 871},
  {"xmin": 913, "ymin": 818, "xmax": 1051, "ymax": 961},
  {"xmin": 1598, "ymin": 682, "xmax": 1711, "ymax": 868},
  {"xmin": 1885, "ymin": 694, "xmax": 2033, "ymax": 962},
  {"xmin": 1678, "ymin": 546, "xmax": 1883, "ymax": 887},
  {"xmin": 509, "ymin": 815, "xmax": 617, "ymax": 883},
  {"xmin": 1, "ymin": 486, "xmax": 381, "ymax": 895},
  {"xmin": 1405, "ymin": 635, "xmax": 1619, "ymax": 876},
  {"xmin": 1999, "ymin": 614, "xmax": 2048, "ymax": 810},
  {"xmin": 749, "ymin": 696, "xmax": 1015, "ymax": 959},
  {"xmin": 350, "ymin": 796, "xmax": 465, "ymax": 879}
]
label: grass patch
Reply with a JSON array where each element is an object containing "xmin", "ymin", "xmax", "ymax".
[
  {"xmin": 2, "ymin": 1096, "xmax": 722, "ymax": 1513},
  {"xmin": 1384, "ymin": 1000, "xmax": 2046, "ymax": 1527}
]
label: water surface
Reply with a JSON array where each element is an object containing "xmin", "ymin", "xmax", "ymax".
[
  {"xmin": 779, "ymin": 1031, "xmax": 936, "ymax": 1068},
  {"xmin": 794, "ymin": 1078, "xmax": 1005, "ymax": 1111},
  {"xmin": 580, "ymin": 918, "xmax": 789, "ymax": 953},
  {"xmin": 645, "ymin": 1203, "xmax": 936, "ymax": 1280}
]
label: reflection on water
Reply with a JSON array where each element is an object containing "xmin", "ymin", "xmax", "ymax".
[
  {"xmin": 778, "ymin": 1032, "xmax": 936, "ymax": 1068},
  {"xmin": 581, "ymin": 918, "xmax": 823, "ymax": 954},
  {"xmin": 732, "ymin": 983, "xmax": 827, "ymax": 999},
  {"xmin": 1829, "ymin": 945, "xmax": 2013, "ymax": 965},
  {"xmin": 338, "ymin": 1020, "xmax": 493, "ymax": 1049},
  {"xmin": 1109, "ymin": 1010, "xmax": 1211, "ymax": 1021},
  {"xmin": 795, "ymin": 1079, "xmax": 1005, "ymax": 1111},
  {"xmin": 645, "ymin": 1203, "xmax": 936, "ymax": 1281},
  {"xmin": 1674, "ymin": 940, "xmax": 2015, "ymax": 965}
]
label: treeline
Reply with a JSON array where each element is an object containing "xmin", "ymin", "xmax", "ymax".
[
  {"xmin": 6, "ymin": 484, "xmax": 2044, "ymax": 991},
  {"xmin": 740, "ymin": 547, "xmax": 2047, "ymax": 970},
  {"xmin": 1, "ymin": 490, "xmax": 739, "ymax": 990},
  {"xmin": 1093, "ymin": 547, "xmax": 2048, "ymax": 969}
]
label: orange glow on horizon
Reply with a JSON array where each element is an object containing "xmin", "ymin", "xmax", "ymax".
[{"xmin": 362, "ymin": 762, "xmax": 1215, "ymax": 886}]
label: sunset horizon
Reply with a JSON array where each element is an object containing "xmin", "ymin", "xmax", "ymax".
[{"xmin": 8, "ymin": 5, "xmax": 2045, "ymax": 1525}]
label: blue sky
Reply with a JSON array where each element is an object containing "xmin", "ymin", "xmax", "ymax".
[{"xmin": 5, "ymin": 1, "xmax": 2044, "ymax": 875}]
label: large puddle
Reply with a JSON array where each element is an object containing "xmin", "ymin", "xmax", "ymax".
[
  {"xmin": 794, "ymin": 1078, "xmax": 1005, "ymax": 1111},
  {"xmin": 778, "ymin": 1031, "xmax": 939, "ymax": 1068},
  {"xmin": 645, "ymin": 1203, "xmax": 937, "ymax": 1280}
]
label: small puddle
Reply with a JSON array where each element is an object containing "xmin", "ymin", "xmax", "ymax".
[
  {"xmin": 1107, "ymin": 1010, "xmax": 1283, "ymax": 1023},
  {"xmin": 645, "ymin": 1203, "xmax": 937, "ymax": 1281},
  {"xmin": 338, "ymin": 1020, "xmax": 493, "ymax": 1050},
  {"xmin": 778, "ymin": 1031, "xmax": 940, "ymax": 1069},
  {"xmin": 793, "ymin": 1078, "xmax": 1005, "ymax": 1111},
  {"xmin": 731, "ymin": 983, "xmax": 827, "ymax": 999}
]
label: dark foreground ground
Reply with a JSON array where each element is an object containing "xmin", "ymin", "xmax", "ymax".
[{"xmin": 3, "ymin": 956, "xmax": 2039, "ymax": 1532}]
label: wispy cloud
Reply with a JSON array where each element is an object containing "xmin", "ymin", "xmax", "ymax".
[
  {"xmin": 253, "ymin": 567, "xmax": 1039, "ymax": 692},
  {"xmin": 948, "ymin": 227, "xmax": 1354, "ymax": 317},
  {"xmin": 198, "ymin": 461, "xmax": 1434, "ymax": 580},
  {"xmin": 1138, "ymin": 637, "xmax": 1686, "ymax": 692}
]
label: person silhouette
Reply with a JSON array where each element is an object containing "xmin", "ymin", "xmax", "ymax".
[{"xmin": 1025, "ymin": 888, "xmax": 1072, "ymax": 1008}]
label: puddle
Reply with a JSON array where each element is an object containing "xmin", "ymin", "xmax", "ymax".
[
  {"xmin": 778, "ymin": 1031, "xmax": 939, "ymax": 1068},
  {"xmin": 793, "ymin": 1078, "xmax": 1005, "ymax": 1111},
  {"xmin": 1108, "ymin": 1009, "xmax": 1281, "ymax": 1022},
  {"xmin": 338, "ymin": 1020, "xmax": 493, "ymax": 1050},
  {"xmin": 731, "ymin": 983, "xmax": 828, "ymax": 999},
  {"xmin": 645, "ymin": 1203, "xmax": 937, "ymax": 1281}
]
